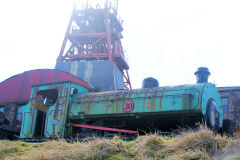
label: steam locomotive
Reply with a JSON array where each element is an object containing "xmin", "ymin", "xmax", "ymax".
[{"xmin": 0, "ymin": 67, "xmax": 224, "ymax": 140}]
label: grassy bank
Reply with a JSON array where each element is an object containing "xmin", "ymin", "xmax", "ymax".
[{"xmin": 0, "ymin": 128, "xmax": 237, "ymax": 160}]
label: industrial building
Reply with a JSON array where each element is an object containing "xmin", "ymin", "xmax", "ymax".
[{"xmin": 0, "ymin": 0, "xmax": 239, "ymax": 139}]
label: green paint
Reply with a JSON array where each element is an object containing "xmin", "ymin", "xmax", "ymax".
[
  {"xmin": 69, "ymin": 83, "xmax": 223, "ymax": 127},
  {"xmin": 20, "ymin": 81, "xmax": 91, "ymax": 138},
  {"xmin": 20, "ymin": 82, "xmax": 222, "ymax": 138}
]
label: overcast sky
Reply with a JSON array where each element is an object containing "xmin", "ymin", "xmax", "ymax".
[{"xmin": 1, "ymin": 0, "xmax": 240, "ymax": 88}]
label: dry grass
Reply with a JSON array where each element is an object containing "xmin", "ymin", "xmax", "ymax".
[{"xmin": 0, "ymin": 127, "xmax": 236, "ymax": 160}]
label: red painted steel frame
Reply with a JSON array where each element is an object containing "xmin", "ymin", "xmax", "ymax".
[
  {"xmin": 57, "ymin": 0, "xmax": 132, "ymax": 90},
  {"xmin": 71, "ymin": 123, "xmax": 138, "ymax": 135}
]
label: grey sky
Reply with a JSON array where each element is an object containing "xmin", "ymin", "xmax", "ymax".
[{"xmin": 0, "ymin": 0, "xmax": 240, "ymax": 88}]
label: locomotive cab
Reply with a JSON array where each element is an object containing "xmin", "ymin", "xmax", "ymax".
[{"xmin": 19, "ymin": 81, "xmax": 91, "ymax": 139}]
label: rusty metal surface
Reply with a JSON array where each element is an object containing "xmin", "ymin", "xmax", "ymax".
[
  {"xmin": 20, "ymin": 81, "xmax": 91, "ymax": 138},
  {"xmin": 69, "ymin": 83, "xmax": 222, "ymax": 126},
  {"xmin": 0, "ymin": 69, "xmax": 92, "ymax": 105},
  {"xmin": 74, "ymin": 85, "xmax": 195, "ymax": 102},
  {"xmin": 70, "ymin": 84, "xmax": 202, "ymax": 118},
  {"xmin": 57, "ymin": 3, "xmax": 132, "ymax": 90}
]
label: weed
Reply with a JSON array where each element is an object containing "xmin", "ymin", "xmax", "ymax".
[{"xmin": 0, "ymin": 127, "xmax": 233, "ymax": 160}]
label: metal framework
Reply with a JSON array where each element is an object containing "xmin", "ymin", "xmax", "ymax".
[{"xmin": 57, "ymin": 0, "xmax": 132, "ymax": 89}]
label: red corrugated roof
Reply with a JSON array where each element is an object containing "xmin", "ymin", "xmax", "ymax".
[{"xmin": 0, "ymin": 69, "xmax": 92, "ymax": 104}]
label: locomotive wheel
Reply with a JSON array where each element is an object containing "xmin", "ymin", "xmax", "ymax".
[{"xmin": 205, "ymin": 99, "xmax": 219, "ymax": 132}]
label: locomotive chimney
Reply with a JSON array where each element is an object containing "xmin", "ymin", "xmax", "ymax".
[{"xmin": 194, "ymin": 67, "xmax": 211, "ymax": 83}]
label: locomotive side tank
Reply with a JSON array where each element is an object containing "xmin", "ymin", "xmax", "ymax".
[{"xmin": 69, "ymin": 83, "xmax": 222, "ymax": 134}]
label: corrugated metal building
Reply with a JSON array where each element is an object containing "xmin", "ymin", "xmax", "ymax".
[
  {"xmin": 55, "ymin": 60, "xmax": 125, "ymax": 91},
  {"xmin": 0, "ymin": 69, "xmax": 92, "ymax": 105}
]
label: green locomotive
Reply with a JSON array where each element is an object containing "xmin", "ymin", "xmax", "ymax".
[{"xmin": 20, "ymin": 81, "xmax": 222, "ymax": 139}]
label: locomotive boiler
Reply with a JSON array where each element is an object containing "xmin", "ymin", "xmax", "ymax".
[{"xmin": 19, "ymin": 80, "xmax": 222, "ymax": 139}]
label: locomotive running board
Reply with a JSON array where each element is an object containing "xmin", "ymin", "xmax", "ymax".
[{"xmin": 71, "ymin": 123, "xmax": 138, "ymax": 135}]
